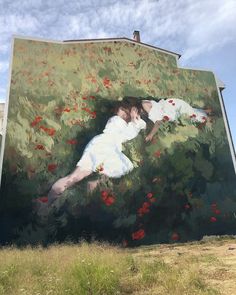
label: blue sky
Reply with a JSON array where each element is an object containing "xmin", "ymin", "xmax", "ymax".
[{"xmin": 0, "ymin": 0, "xmax": 235, "ymax": 148}]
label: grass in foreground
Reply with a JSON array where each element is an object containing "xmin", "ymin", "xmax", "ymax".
[{"xmin": 1, "ymin": 237, "xmax": 236, "ymax": 295}]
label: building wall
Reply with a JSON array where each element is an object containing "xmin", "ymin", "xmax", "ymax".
[{"xmin": 0, "ymin": 37, "xmax": 236, "ymax": 245}]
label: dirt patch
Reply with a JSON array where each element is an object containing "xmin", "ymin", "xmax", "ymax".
[{"xmin": 132, "ymin": 238, "xmax": 236, "ymax": 295}]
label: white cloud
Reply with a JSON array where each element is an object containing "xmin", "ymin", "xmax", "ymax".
[
  {"xmin": 181, "ymin": 0, "xmax": 236, "ymax": 62},
  {"xmin": 0, "ymin": 0, "xmax": 235, "ymax": 60},
  {"xmin": 0, "ymin": 14, "xmax": 39, "ymax": 34},
  {"xmin": 0, "ymin": 61, "xmax": 8, "ymax": 73}
]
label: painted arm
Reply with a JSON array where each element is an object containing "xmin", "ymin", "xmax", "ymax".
[{"xmin": 145, "ymin": 120, "xmax": 162, "ymax": 142}]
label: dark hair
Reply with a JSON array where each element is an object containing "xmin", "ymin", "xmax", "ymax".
[
  {"xmin": 122, "ymin": 96, "xmax": 143, "ymax": 113},
  {"xmin": 122, "ymin": 96, "xmax": 152, "ymax": 122},
  {"xmin": 113, "ymin": 101, "xmax": 131, "ymax": 114}
]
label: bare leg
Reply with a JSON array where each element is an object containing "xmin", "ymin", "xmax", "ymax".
[{"xmin": 48, "ymin": 166, "xmax": 92, "ymax": 205}]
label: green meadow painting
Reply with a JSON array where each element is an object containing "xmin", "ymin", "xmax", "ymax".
[{"xmin": 0, "ymin": 37, "xmax": 235, "ymax": 246}]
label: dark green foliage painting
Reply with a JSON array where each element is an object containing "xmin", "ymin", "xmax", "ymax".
[{"xmin": 0, "ymin": 37, "xmax": 236, "ymax": 246}]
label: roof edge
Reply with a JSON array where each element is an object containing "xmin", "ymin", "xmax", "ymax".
[{"xmin": 63, "ymin": 37, "xmax": 181, "ymax": 59}]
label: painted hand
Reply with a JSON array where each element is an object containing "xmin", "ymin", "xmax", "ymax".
[
  {"xmin": 130, "ymin": 107, "xmax": 140, "ymax": 121},
  {"xmin": 145, "ymin": 133, "xmax": 154, "ymax": 142}
]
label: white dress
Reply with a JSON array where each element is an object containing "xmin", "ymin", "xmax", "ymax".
[
  {"xmin": 147, "ymin": 99, "xmax": 207, "ymax": 123},
  {"xmin": 76, "ymin": 115, "xmax": 146, "ymax": 178}
]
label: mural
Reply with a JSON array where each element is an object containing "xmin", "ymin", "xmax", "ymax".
[{"xmin": 0, "ymin": 37, "xmax": 236, "ymax": 246}]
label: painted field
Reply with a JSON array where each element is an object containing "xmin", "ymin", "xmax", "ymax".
[{"xmin": 0, "ymin": 38, "xmax": 235, "ymax": 245}]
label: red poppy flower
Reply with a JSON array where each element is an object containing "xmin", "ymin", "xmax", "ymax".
[
  {"xmin": 143, "ymin": 207, "xmax": 150, "ymax": 213},
  {"xmin": 171, "ymin": 232, "xmax": 180, "ymax": 241},
  {"xmin": 132, "ymin": 229, "xmax": 145, "ymax": 240},
  {"xmin": 90, "ymin": 96, "xmax": 96, "ymax": 99},
  {"xmin": 101, "ymin": 190, "xmax": 109, "ymax": 199},
  {"xmin": 162, "ymin": 116, "xmax": 169, "ymax": 121},
  {"xmin": 36, "ymin": 196, "xmax": 48, "ymax": 203},
  {"xmin": 31, "ymin": 116, "xmax": 43, "ymax": 127},
  {"xmin": 104, "ymin": 196, "xmax": 115, "ymax": 206},
  {"xmin": 67, "ymin": 139, "xmax": 78, "ymax": 145},
  {"xmin": 82, "ymin": 97, "xmax": 87, "ymax": 100},
  {"xmin": 90, "ymin": 111, "xmax": 96, "ymax": 119},
  {"xmin": 81, "ymin": 107, "xmax": 90, "ymax": 112},
  {"xmin": 154, "ymin": 150, "xmax": 161, "ymax": 158},
  {"xmin": 40, "ymin": 126, "xmax": 56, "ymax": 136},
  {"xmin": 137, "ymin": 201, "xmax": 152, "ymax": 216},
  {"xmin": 101, "ymin": 190, "xmax": 116, "ymax": 206},
  {"xmin": 47, "ymin": 128, "xmax": 56, "ymax": 136},
  {"xmin": 47, "ymin": 163, "xmax": 57, "ymax": 172},
  {"xmin": 137, "ymin": 207, "xmax": 150, "ymax": 216},
  {"xmin": 35, "ymin": 144, "xmax": 45, "ymax": 150},
  {"xmin": 146, "ymin": 192, "xmax": 153, "ymax": 199},
  {"xmin": 64, "ymin": 108, "xmax": 71, "ymax": 112},
  {"xmin": 103, "ymin": 77, "xmax": 112, "ymax": 88},
  {"xmin": 143, "ymin": 202, "xmax": 151, "ymax": 209},
  {"xmin": 214, "ymin": 209, "xmax": 221, "ymax": 215},
  {"xmin": 210, "ymin": 217, "xmax": 217, "ymax": 222}
]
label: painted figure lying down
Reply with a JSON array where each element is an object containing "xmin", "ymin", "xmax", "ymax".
[
  {"xmin": 35, "ymin": 97, "xmax": 211, "ymax": 209},
  {"xmin": 140, "ymin": 98, "xmax": 211, "ymax": 142},
  {"xmin": 47, "ymin": 102, "xmax": 146, "ymax": 205}
]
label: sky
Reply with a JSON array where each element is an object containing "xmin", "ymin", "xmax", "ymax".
[{"xmin": 0, "ymin": 0, "xmax": 235, "ymax": 149}]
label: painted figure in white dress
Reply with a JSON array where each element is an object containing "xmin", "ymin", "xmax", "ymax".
[
  {"xmin": 48, "ymin": 101, "xmax": 146, "ymax": 204},
  {"xmin": 123, "ymin": 97, "xmax": 212, "ymax": 142},
  {"xmin": 141, "ymin": 98, "xmax": 212, "ymax": 142}
]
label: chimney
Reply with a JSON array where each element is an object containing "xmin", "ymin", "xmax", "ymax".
[{"xmin": 133, "ymin": 31, "xmax": 140, "ymax": 42}]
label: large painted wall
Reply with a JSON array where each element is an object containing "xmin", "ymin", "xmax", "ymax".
[{"xmin": 0, "ymin": 37, "xmax": 235, "ymax": 246}]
